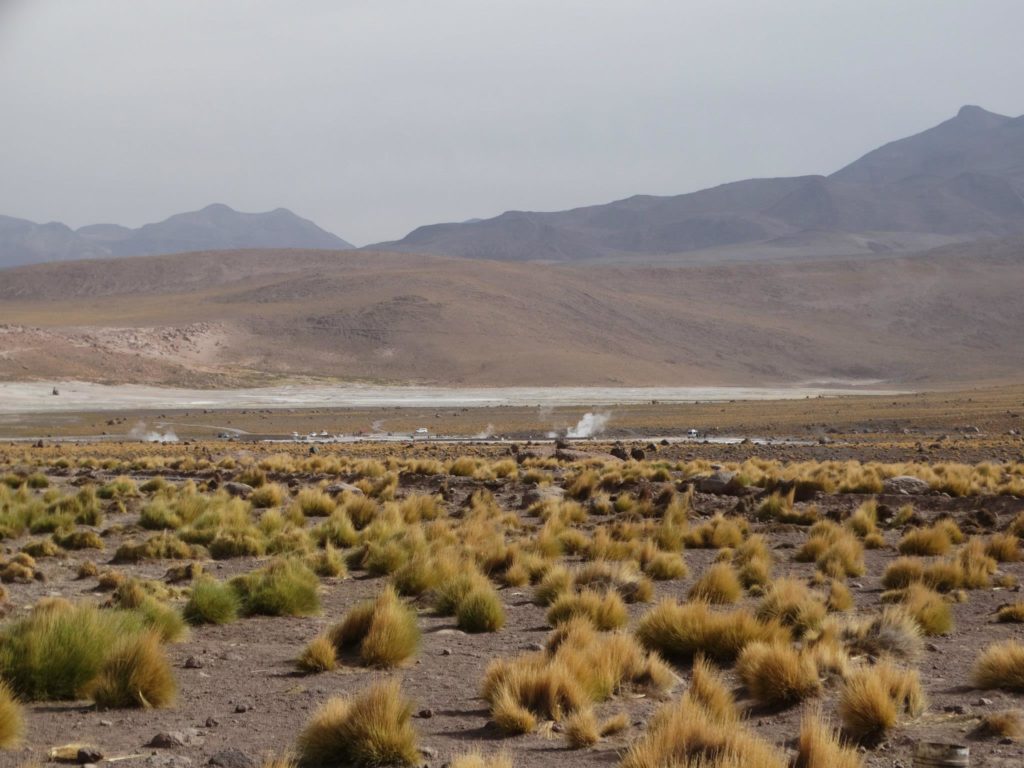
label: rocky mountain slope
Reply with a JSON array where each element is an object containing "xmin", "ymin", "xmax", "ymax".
[{"xmin": 374, "ymin": 106, "xmax": 1024, "ymax": 262}]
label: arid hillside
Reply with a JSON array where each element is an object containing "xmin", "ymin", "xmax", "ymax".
[{"xmin": 1, "ymin": 239, "xmax": 1023, "ymax": 387}]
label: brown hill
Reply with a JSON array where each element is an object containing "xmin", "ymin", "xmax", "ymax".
[{"xmin": 1, "ymin": 241, "xmax": 1022, "ymax": 387}]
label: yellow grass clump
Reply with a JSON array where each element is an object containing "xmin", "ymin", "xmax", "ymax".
[
  {"xmin": 838, "ymin": 662, "xmax": 925, "ymax": 743},
  {"xmin": 973, "ymin": 640, "xmax": 1024, "ymax": 691},
  {"xmin": 736, "ymin": 641, "xmax": 822, "ymax": 708},
  {"xmin": 297, "ymin": 680, "xmax": 419, "ymax": 767}
]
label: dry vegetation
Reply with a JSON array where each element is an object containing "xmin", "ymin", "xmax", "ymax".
[{"xmin": 0, "ymin": 438, "xmax": 1022, "ymax": 766}]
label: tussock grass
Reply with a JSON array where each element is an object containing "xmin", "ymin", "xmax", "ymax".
[
  {"xmin": 297, "ymin": 635, "xmax": 337, "ymax": 673},
  {"xmin": 683, "ymin": 513, "xmax": 746, "ymax": 549},
  {"xmin": 449, "ymin": 751, "xmax": 513, "ymax": 768},
  {"xmin": 973, "ymin": 640, "xmax": 1024, "ymax": 691},
  {"xmin": 330, "ymin": 587, "xmax": 420, "ymax": 667},
  {"xmin": 184, "ymin": 577, "xmax": 241, "ymax": 625},
  {"xmin": 87, "ymin": 631, "xmax": 176, "ymax": 709},
  {"xmin": 898, "ymin": 521, "xmax": 958, "ymax": 556},
  {"xmin": 687, "ymin": 656, "xmax": 738, "ymax": 723},
  {"xmin": 547, "ymin": 589, "xmax": 628, "ymax": 630},
  {"xmin": 795, "ymin": 706, "xmax": 863, "ymax": 768},
  {"xmin": 564, "ymin": 707, "xmax": 600, "ymax": 748},
  {"xmin": 756, "ymin": 578, "xmax": 826, "ymax": 637},
  {"xmin": 838, "ymin": 662, "xmax": 924, "ymax": 743},
  {"xmin": 796, "ymin": 521, "xmax": 864, "ymax": 579},
  {"xmin": 975, "ymin": 709, "xmax": 1023, "ymax": 740},
  {"xmin": 884, "ymin": 583, "xmax": 952, "ymax": 636},
  {"xmin": 688, "ymin": 562, "xmax": 742, "ymax": 605},
  {"xmin": 297, "ymin": 680, "xmax": 419, "ymax": 768},
  {"xmin": 987, "ymin": 532, "xmax": 1022, "ymax": 562},
  {"xmin": 641, "ymin": 551, "xmax": 687, "ymax": 580},
  {"xmin": 736, "ymin": 641, "xmax": 822, "ymax": 708},
  {"xmin": 842, "ymin": 607, "xmax": 923, "ymax": 661},
  {"xmin": 619, "ymin": 695, "xmax": 787, "ymax": 768},
  {"xmin": 484, "ymin": 620, "xmax": 671, "ymax": 734},
  {"xmin": 635, "ymin": 600, "xmax": 787, "ymax": 664},
  {"xmin": 827, "ymin": 580, "xmax": 854, "ymax": 612},
  {"xmin": 456, "ymin": 586, "xmax": 506, "ymax": 633},
  {"xmin": 0, "ymin": 601, "xmax": 155, "ymax": 701},
  {"xmin": 0, "ymin": 680, "xmax": 24, "ymax": 748},
  {"xmin": 996, "ymin": 602, "xmax": 1024, "ymax": 622},
  {"xmin": 251, "ymin": 483, "xmax": 286, "ymax": 509},
  {"xmin": 231, "ymin": 559, "xmax": 320, "ymax": 617}
]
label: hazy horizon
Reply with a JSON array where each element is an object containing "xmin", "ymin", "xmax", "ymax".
[{"xmin": 2, "ymin": 0, "xmax": 1023, "ymax": 245}]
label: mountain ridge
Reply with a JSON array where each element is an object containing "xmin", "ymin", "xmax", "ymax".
[
  {"xmin": 371, "ymin": 105, "xmax": 1024, "ymax": 262},
  {"xmin": 0, "ymin": 204, "xmax": 352, "ymax": 268}
]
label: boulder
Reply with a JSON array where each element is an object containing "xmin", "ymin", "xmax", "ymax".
[
  {"xmin": 882, "ymin": 476, "xmax": 931, "ymax": 495},
  {"xmin": 521, "ymin": 485, "xmax": 565, "ymax": 509},
  {"xmin": 221, "ymin": 482, "xmax": 253, "ymax": 499},
  {"xmin": 324, "ymin": 482, "xmax": 364, "ymax": 496},
  {"xmin": 695, "ymin": 470, "xmax": 743, "ymax": 495}
]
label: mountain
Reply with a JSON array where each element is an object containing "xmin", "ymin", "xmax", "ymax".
[
  {"xmin": 373, "ymin": 106, "xmax": 1024, "ymax": 262},
  {"xmin": 0, "ymin": 204, "xmax": 352, "ymax": 268},
  {"xmin": 1, "ymin": 240, "xmax": 1022, "ymax": 387}
]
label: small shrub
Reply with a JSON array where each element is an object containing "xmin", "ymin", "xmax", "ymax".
[
  {"xmin": 756, "ymin": 578, "xmax": 826, "ymax": 637},
  {"xmin": 688, "ymin": 655, "xmax": 738, "ymax": 723}
]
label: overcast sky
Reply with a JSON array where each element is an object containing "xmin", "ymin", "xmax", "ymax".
[{"xmin": 1, "ymin": 1, "xmax": 1022, "ymax": 245}]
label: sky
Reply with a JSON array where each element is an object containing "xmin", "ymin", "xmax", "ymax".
[{"xmin": 1, "ymin": 1, "xmax": 1022, "ymax": 246}]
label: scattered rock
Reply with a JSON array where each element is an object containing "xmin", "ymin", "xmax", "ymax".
[
  {"xmin": 77, "ymin": 748, "xmax": 104, "ymax": 764},
  {"xmin": 882, "ymin": 476, "xmax": 931, "ymax": 495},
  {"xmin": 234, "ymin": 701, "xmax": 254, "ymax": 713},
  {"xmin": 184, "ymin": 656, "xmax": 203, "ymax": 669},
  {"xmin": 208, "ymin": 749, "xmax": 256, "ymax": 768},
  {"xmin": 417, "ymin": 709, "xmax": 434, "ymax": 719},
  {"xmin": 147, "ymin": 730, "xmax": 203, "ymax": 749},
  {"xmin": 520, "ymin": 485, "xmax": 565, "ymax": 509},
  {"xmin": 524, "ymin": 642, "xmax": 544, "ymax": 652},
  {"xmin": 420, "ymin": 746, "xmax": 437, "ymax": 758},
  {"xmin": 630, "ymin": 447, "xmax": 646, "ymax": 461},
  {"xmin": 221, "ymin": 482, "xmax": 253, "ymax": 499},
  {"xmin": 205, "ymin": 717, "xmax": 219, "ymax": 728},
  {"xmin": 977, "ymin": 697, "xmax": 994, "ymax": 706},
  {"xmin": 440, "ymin": 648, "xmax": 452, "ymax": 656},
  {"xmin": 324, "ymin": 482, "xmax": 363, "ymax": 496},
  {"xmin": 610, "ymin": 446, "xmax": 629, "ymax": 461}
]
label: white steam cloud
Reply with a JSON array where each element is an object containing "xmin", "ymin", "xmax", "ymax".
[
  {"xmin": 129, "ymin": 421, "xmax": 178, "ymax": 443},
  {"xmin": 472, "ymin": 424, "xmax": 495, "ymax": 439},
  {"xmin": 566, "ymin": 412, "xmax": 611, "ymax": 439}
]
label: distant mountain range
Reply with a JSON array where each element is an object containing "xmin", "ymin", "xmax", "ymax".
[
  {"xmin": 0, "ymin": 204, "xmax": 352, "ymax": 268},
  {"xmin": 373, "ymin": 105, "xmax": 1024, "ymax": 261},
  {"xmin": 3, "ymin": 105, "xmax": 1023, "ymax": 268}
]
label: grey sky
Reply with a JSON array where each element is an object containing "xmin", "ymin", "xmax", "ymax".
[{"xmin": 1, "ymin": 1, "xmax": 1021, "ymax": 246}]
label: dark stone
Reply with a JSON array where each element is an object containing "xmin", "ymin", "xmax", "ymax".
[
  {"xmin": 77, "ymin": 749, "xmax": 104, "ymax": 763},
  {"xmin": 209, "ymin": 749, "xmax": 256, "ymax": 768}
]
